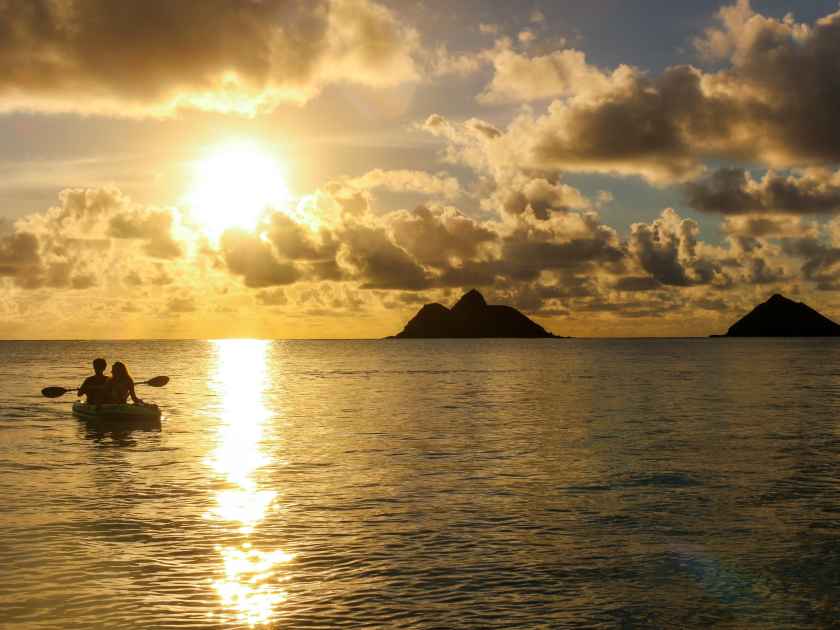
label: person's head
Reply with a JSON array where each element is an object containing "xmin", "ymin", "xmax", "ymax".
[
  {"xmin": 92, "ymin": 358, "xmax": 106, "ymax": 374},
  {"xmin": 111, "ymin": 361, "xmax": 129, "ymax": 380}
]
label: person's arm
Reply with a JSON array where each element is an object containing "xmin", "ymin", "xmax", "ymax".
[
  {"xmin": 77, "ymin": 378, "xmax": 89, "ymax": 398},
  {"xmin": 128, "ymin": 379, "xmax": 143, "ymax": 404}
]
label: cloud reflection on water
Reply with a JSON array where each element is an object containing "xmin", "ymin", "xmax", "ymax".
[{"xmin": 205, "ymin": 339, "xmax": 292, "ymax": 627}]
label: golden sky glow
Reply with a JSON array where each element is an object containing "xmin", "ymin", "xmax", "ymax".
[{"xmin": 1, "ymin": 0, "xmax": 840, "ymax": 338}]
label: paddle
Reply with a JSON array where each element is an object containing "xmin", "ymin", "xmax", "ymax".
[{"xmin": 41, "ymin": 375, "xmax": 170, "ymax": 398}]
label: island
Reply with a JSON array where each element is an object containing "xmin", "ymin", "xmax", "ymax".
[
  {"xmin": 390, "ymin": 289, "xmax": 563, "ymax": 338},
  {"xmin": 712, "ymin": 293, "xmax": 840, "ymax": 337}
]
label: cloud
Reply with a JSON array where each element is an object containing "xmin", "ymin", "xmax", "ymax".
[
  {"xmin": 344, "ymin": 169, "xmax": 462, "ymax": 199},
  {"xmin": 420, "ymin": 114, "xmax": 595, "ymax": 216},
  {"xmin": 514, "ymin": 65, "xmax": 725, "ymax": 183},
  {"xmin": 428, "ymin": 45, "xmax": 483, "ymax": 77},
  {"xmin": 722, "ymin": 214, "xmax": 816, "ymax": 239},
  {"xmin": 686, "ymin": 1, "xmax": 840, "ymax": 167},
  {"xmin": 687, "ymin": 168, "xmax": 840, "ymax": 215},
  {"xmin": 0, "ymin": 186, "xmax": 186, "ymax": 290},
  {"xmin": 108, "ymin": 208, "xmax": 182, "ymax": 258},
  {"xmin": 167, "ymin": 296, "xmax": 196, "ymax": 314},
  {"xmin": 2, "ymin": 173, "xmax": 838, "ymax": 337},
  {"xmin": 265, "ymin": 212, "xmax": 337, "ymax": 262},
  {"xmin": 478, "ymin": 40, "xmax": 624, "ymax": 105},
  {"xmin": 256, "ymin": 288, "xmax": 288, "ymax": 307},
  {"xmin": 0, "ymin": 232, "xmax": 40, "ymax": 284},
  {"xmin": 612, "ymin": 276, "xmax": 662, "ymax": 292},
  {"xmin": 629, "ymin": 209, "xmax": 723, "ymax": 286},
  {"xmin": 497, "ymin": 177, "xmax": 591, "ymax": 219},
  {"xmin": 780, "ymin": 236, "xmax": 840, "ymax": 290},
  {"xmin": 220, "ymin": 230, "xmax": 301, "ymax": 288},
  {"xmin": 443, "ymin": 2, "xmax": 840, "ymax": 184},
  {"xmin": 388, "ymin": 205, "xmax": 496, "ymax": 268},
  {"xmin": 337, "ymin": 222, "xmax": 430, "ymax": 290},
  {"xmin": 500, "ymin": 211, "xmax": 624, "ymax": 278},
  {"xmin": 0, "ymin": 0, "xmax": 420, "ymax": 116}
]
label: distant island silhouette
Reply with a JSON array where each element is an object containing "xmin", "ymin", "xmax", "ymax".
[
  {"xmin": 713, "ymin": 293, "xmax": 840, "ymax": 337},
  {"xmin": 391, "ymin": 289, "xmax": 562, "ymax": 338}
]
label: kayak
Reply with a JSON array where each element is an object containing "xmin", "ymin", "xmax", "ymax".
[{"xmin": 72, "ymin": 401, "xmax": 161, "ymax": 421}]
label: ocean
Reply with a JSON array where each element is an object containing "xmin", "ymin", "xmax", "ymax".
[{"xmin": 0, "ymin": 338, "xmax": 838, "ymax": 629}]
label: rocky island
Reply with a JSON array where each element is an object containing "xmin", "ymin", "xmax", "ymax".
[
  {"xmin": 391, "ymin": 289, "xmax": 561, "ymax": 338},
  {"xmin": 713, "ymin": 293, "xmax": 840, "ymax": 337}
]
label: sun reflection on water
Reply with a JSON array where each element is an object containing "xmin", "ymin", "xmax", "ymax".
[{"xmin": 206, "ymin": 339, "xmax": 293, "ymax": 626}]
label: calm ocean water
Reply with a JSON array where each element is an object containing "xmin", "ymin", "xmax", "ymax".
[{"xmin": 0, "ymin": 338, "xmax": 838, "ymax": 629}]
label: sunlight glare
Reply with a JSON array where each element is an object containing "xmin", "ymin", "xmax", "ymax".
[
  {"xmin": 187, "ymin": 143, "xmax": 290, "ymax": 239},
  {"xmin": 213, "ymin": 545, "xmax": 294, "ymax": 628},
  {"xmin": 206, "ymin": 339, "xmax": 291, "ymax": 626}
]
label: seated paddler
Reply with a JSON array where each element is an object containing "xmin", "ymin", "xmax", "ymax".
[
  {"xmin": 103, "ymin": 361, "xmax": 143, "ymax": 405},
  {"xmin": 77, "ymin": 358, "xmax": 109, "ymax": 405}
]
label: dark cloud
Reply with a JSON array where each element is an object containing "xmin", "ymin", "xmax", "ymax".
[
  {"xmin": 440, "ymin": 3, "xmax": 840, "ymax": 184},
  {"xmin": 781, "ymin": 237, "xmax": 840, "ymax": 290},
  {"xmin": 338, "ymin": 223, "xmax": 429, "ymax": 290},
  {"xmin": 530, "ymin": 65, "xmax": 728, "ymax": 182},
  {"xmin": 742, "ymin": 257, "xmax": 786, "ymax": 285},
  {"xmin": 0, "ymin": 232, "xmax": 40, "ymax": 277},
  {"xmin": 71, "ymin": 273, "xmax": 97, "ymax": 290},
  {"xmin": 124, "ymin": 271, "xmax": 143, "ymax": 287},
  {"xmin": 494, "ymin": 277, "xmax": 597, "ymax": 313},
  {"xmin": 220, "ymin": 230, "xmax": 301, "ymax": 288},
  {"xmin": 500, "ymin": 213, "xmax": 624, "ymax": 278},
  {"xmin": 696, "ymin": 1, "xmax": 840, "ymax": 166},
  {"xmin": 305, "ymin": 259, "xmax": 347, "ymax": 282},
  {"xmin": 687, "ymin": 168, "xmax": 840, "ymax": 215},
  {"xmin": 266, "ymin": 212, "xmax": 336, "ymax": 262},
  {"xmin": 612, "ymin": 276, "xmax": 661, "ymax": 292},
  {"xmin": 629, "ymin": 209, "xmax": 722, "ymax": 286},
  {"xmin": 109, "ymin": 209, "xmax": 182, "ymax": 258},
  {"xmin": 0, "ymin": 0, "xmax": 419, "ymax": 115},
  {"xmin": 256, "ymin": 288, "xmax": 288, "ymax": 306},
  {"xmin": 388, "ymin": 205, "xmax": 496, "ymax": 268}
]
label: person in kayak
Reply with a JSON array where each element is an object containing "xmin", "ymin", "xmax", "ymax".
[
  {"xmin": 103, "ymin": 361, "xmax": 144, "ymax": 405},
  {"xmin": 78, "ymin": 358, "xmax": 109, "ymax": 404}
]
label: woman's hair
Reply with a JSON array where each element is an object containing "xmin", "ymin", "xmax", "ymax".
[{"xmin": 111, "ymin": 361, "xmax": 130, "ymax": 380}]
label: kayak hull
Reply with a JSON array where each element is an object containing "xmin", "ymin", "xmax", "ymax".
[{"xmin": 72, "ymin": 402, "xmax": 162, "ymax": 421}]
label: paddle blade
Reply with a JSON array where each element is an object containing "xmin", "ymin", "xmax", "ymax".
[
  {"xmin": 144, "ymin": 376, "xmax": 169, "ymax": 387},
  {"xmin": 41, "ymin": 386, "xmax": 69, "ymax": 398}
]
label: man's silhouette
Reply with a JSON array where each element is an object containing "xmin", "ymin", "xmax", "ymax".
[{"xmin": 78, "ymin": 358, "xmax": 108, "ymax": 404}]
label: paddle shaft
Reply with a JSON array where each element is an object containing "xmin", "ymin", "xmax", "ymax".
[{"xmin": 41, "ymin": 375, "xmax": 168, "ymax": 398}]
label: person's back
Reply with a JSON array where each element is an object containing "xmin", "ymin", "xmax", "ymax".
[
  {"xmin": 78, "ymin": 358, "xmax": 108, "ymax": 405},
  {"xmin": 104, "ymin": 361, "xmax": 142, "ymax": 405}
]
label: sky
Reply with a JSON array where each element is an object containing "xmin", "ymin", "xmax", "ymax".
[{"xmin": 2, "ymin": 0, "xmax": 840, "ymax": 339}]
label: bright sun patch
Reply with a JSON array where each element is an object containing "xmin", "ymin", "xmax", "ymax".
[{"xmin": 186, "ymin": 142, "xmax": 291, "ymax": 239}]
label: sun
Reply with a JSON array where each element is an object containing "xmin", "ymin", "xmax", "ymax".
[{"xmin": 186, "ymin": 142, "xmax": 291, "ymax": 239}]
